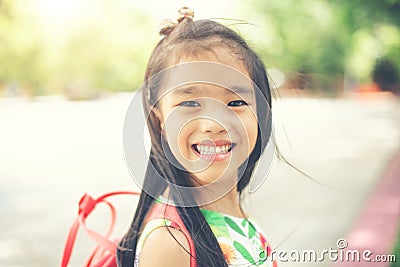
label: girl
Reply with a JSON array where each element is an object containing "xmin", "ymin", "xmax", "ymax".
[{"xmin": 118, "ymin": 7, "xmax": 276, "ymax": 267}]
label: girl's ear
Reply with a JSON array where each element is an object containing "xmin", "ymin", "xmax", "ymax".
[{"xmin": 152, "ymin": 107, "xmax": 164, "ymax": 129}]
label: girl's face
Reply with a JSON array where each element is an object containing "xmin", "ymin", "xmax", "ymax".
[{"xmin": 154, "ymin": 50, "xmax": 258, "ymax": 186}]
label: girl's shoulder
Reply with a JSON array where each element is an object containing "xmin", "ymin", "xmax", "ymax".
[
  {"xmin": 136, "ymin": 221, "xmax": 190, "ymax": 267},
  {"xmin": 134, "ymin": 202, "xmax": 192, "ymax": 267}
]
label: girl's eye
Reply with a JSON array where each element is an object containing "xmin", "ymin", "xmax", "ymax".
[
  {"xmin": 178, "ymin": 100, "xmax": 201, "ymax": 107},
  {"xmin": 228, "ymin": 100, "xmax": 248, "ymax": 107}
]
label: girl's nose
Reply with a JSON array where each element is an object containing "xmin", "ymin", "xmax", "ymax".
[
  {"xmin": 197, "ymin": 98, "xmax": 235, "ymax": 135},
  {"xmin": 200, "ymin": 118, "xmax": 227, "ymax": 134}
]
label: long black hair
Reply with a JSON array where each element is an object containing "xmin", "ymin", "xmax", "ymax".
[{"xmin": 117, "ymin": 18, "xmax": 272, "ymax": 267}]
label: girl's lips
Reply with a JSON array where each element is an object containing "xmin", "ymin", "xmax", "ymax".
[{"xmin": 191, "ymin": 140, "xmax": 236, "ymax": 162}]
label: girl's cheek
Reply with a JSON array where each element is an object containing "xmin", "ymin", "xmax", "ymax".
[{"xmin": 167, "ymin": 121, "xmax": 196, "ymax": 162}]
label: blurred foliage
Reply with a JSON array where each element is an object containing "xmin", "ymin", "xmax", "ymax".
[
  {"xmin": 373, "ymin": 57, "xmax": 400, "ymax": 93},
  {"xmin": 0, "ymin": 0, "xmax": 399, "ymax": 97},
  {"xmin": 246, "ymin": 0, "xmax": 400, "ymax": 94},
  {"xmin": 0, "ymin": 0, "xmax": 157, "ymax": 98}
]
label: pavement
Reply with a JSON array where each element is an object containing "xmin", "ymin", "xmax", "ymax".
[
  {"xmin": 333, "ymin": 153, "xmax": 400, "ymax": 267},
  {"xmin": 0, "ymin": 93, "xmax": 399, "ymax": 266}
]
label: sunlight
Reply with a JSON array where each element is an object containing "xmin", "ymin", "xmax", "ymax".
[
  {"xmin": 37, "ymin": 0, "xmax": 81, "ymax": 27},
  {"xmin": 28, "ymin": 0, "xmax": 241, "ymax": 36},
  {"xmin": 131, "ymin": 0, "xmax": 241, "ymax": 21}
]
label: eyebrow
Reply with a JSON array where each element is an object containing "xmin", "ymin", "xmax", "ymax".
[
  {"xmin": 170, "ymin": 86, "xmax": 201, "ymax": 96},
  {"xmin": 170, "ymin": 85, "xmax": 253, "ymax": 96},
  {"xmin": 229, "ymin": 85, "xmax": 253, "ymax": 95}
]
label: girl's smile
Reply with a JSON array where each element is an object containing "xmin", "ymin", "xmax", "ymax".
[{"xmin": 192, "ymin": 139, "xmax": 236, "ymax": 162}]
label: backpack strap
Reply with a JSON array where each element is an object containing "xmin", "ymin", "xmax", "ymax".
[
  {"xmin": 61, "ymin": 191, "xmax": 140, "ymax": 267},
  {"xmin": 146, "ymin": 203, "xmax": 197, "ymax": 267}
]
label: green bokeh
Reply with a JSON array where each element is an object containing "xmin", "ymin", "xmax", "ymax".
[{"xmin": 0, "ymin": 0, "xmax": 399, "ymax": 97}]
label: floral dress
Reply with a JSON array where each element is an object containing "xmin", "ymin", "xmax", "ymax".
[
  {"xmin": 134, "ymin": 206, "xmax": 277, "ymax": 267},
  {"xmin": 200, "ymin": 209, "xmax": 276, "ymax": 266}
]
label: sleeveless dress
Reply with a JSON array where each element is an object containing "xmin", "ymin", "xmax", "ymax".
[{"xmin": 134, "ymin": 201, "xmax": 277, "ymax": 267}]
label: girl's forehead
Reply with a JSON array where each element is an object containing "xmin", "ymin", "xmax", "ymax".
[
  {"xmin": 168, "ymin": 83, "xmax": 254, "ymax": 99},
  {"xmin": 156, "ymin": 60, "xmax": 254, "ymax": 99},
  {"xmin": 176, "ymin": 46, "xmax": 250, "ymax": 76}
]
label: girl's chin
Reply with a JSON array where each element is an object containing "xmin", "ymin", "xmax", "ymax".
[{"xmin": 191, "ymin": 169, "xmax": 238, "ymax": 186}]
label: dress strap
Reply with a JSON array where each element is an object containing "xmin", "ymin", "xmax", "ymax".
[{"xmin": 146, "ymin": 203, "xmax": 197, "ymax": 267}]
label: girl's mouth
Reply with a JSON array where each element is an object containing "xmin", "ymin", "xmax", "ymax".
[
  {"xmin": 191, "ymin": 140, "xmax": 236, "ymax": 161},
  {"xmin": 192, "ymin": 144, "xmax": 234, "ymax": 154}
]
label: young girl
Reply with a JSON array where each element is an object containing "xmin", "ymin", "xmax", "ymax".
[{"xmin": 118, "ymin": 7, "xmax": 276, "ymax": 267}]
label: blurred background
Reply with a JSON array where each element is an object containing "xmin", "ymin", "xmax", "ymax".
[
  {"xmin": 1, "ymin": 0, "xmax": 399, "ymax": 98},
  {"xmin": 0, "ymin": 0, "xmax": 399, "ymax": 266}
]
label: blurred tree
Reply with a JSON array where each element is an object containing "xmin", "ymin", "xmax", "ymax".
[
  {"xmin": 373, "ymin": 57, "xmax": 400, "ymax": 94},
  {"xmin": 1, "ymin": 0, "xmax": 399, "ymax": 96},
  {"xmin": 0, "ymin": 0, "xmax": 156, "ymax": 98},
  {"xmin": 332, "ymin": 0, "xmax": 400, "ymax": 89},
  {"xmin": 58, "ymin": 3, "xmax": 154, "ymax": 99},
  {"xmin": 333, "ymin": 0, "xmax": 400, "ymax": 31},
  {"xmin": 247, "ymin": 0, "xmax": 400, "ymax": 94},
  {"xmin": 0, "ymin": 0, "xmax": 49, "ymax": 95}
]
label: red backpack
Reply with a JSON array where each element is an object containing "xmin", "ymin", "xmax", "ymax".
[{"xmin": 61, "ymin": 191, "xmax": 197, "ymax": 267}]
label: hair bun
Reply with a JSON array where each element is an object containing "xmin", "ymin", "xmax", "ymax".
[
  {"xmin": 177, "ymin": 6, "xmax": 194, "ymax": 22},
  {"xmin": 159, "ymin": 19, "xmax": 178, "ymax": 36},
  {"xmin": 158, "ymin": 7, "xmax": 194, "ymax": 37}
]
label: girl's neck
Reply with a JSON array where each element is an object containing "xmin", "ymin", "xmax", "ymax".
[
  {"xmin": 161, "ymin": 173, "xmax": 247, "ymax": 218},
  {"xmin": 200, "ymin": 186, "xmax": 247, "ymax": 218}
]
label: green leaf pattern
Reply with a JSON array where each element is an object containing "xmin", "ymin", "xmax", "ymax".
[
  {"xmin": 200, "ymin": 209, "xmax": 273, "ymax": 266},
  {"xmin": 234, "ymin": 240, "xmax": 256, "ymax": 263},
  {"xmin": 224, "ymin": 216, "xmax": 246, "ymax": 237},
  {"xmin": 200, "ymin": 209, "xmax": 230, "ymax": 238},
  {"xmin": 248, "ymin": 221, "xmax": 256, "ymax": 239}
]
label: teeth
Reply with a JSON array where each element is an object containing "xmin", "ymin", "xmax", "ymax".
[{"xmin": 195, "ymin": 144, "xmax": 232, "ymax": 155}]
